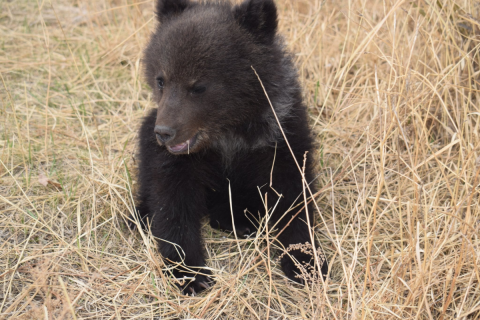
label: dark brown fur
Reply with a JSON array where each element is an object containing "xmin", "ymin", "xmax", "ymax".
[{"xmin": 133, "ymin": 0, "xmax": 328, "ymax": 295}]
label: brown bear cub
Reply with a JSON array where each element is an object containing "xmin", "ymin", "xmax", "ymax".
[{"xmin": 134, "ymin": 0, "xmax": 328, "ymax": 294}]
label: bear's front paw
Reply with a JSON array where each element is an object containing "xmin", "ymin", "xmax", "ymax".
[
  {"xmin": 280, "ymin": 243, "xmax": 328, "ymax": 284},
  {"xmin": 172, "ymin": 268, "xmax": 214, "ymax": 296}
]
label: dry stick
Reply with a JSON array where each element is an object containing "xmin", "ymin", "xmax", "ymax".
[
  {"xmin": 336, "ymin": 0, "xmax": 406, "ymax": 85},
  {"xmin": 1, "ymin": 73, "xmax": 27, "ymax": 172},
  {"xmin": 250, "ymin": 67, "xmax": 321, "ymax": 262},
  {"xmin": 440, "ymin": 166, "xmax": 480, "ymax": 320},
  {"xmin": 100, "ymin": 265, "xmax": 142, "ymax": 284},
  {"xmin": 0, "ymin": 270, "xmax": 13, "ymax": 280},
  {"xmin": 107, "ymin": 272, "xmax": 149, "ymax": 320},
  {"xmin": 199, "ymin": 289, "xmax": 223, "ymax": 318},
  {"xmin": 302, "ymin": 151, "xmax": 317, "ymax": 270},
  {"xmin": 57, "ymin": 287, "xmax": 87, "ymax": 320},
  {"xmin": 206, "ymin": 229, "xmax": 267, "ymax": 317},
  {"xmin": 265, "ymin": 193, "xmax": 272, "ymax": 320},
  {"xmin": 303, "ymin": 152, "xmax": 323, "ymax": 315},
  {"xmin": 30, "ymin": 124, "xmax": 88, "ymax": 145},
  {"xmin": 251, "ymin": 67, "xmax": 339, "ymax": 320},
  {"xmin": 269, "ymin": 142, "xmax": 283, "ymax": 198},
  {"xmin": 35, "ymin": 0, "xmax": 52, "ymax": 167},
  {"xmin": 413, "ymin": 139, "xmax": 460, "ymax": 170},
  {"xmin": 93, "ymin": 0, "xmax": 151, "ymax": 14},
  {"xmin": 420, "ymin": 153, "xmax": 434, "ymax": 320},
  {"xmin": 361, "ymin": 66, "xmax": 390, "ymax": 319},
  {"xmin": 277, "ymin": 148, "xmax": 365, "ymax": 237},
  {"xmin": 101, "ymin": 17, "xmax": 154, "ymax": 58},
  {"xmin": 156, "ymin": 294, "xmax": 203, "ymax": 318},
  {"xmin": 228, "ymin": 180, "xmax": 244, "ymax": 262},
  {"xmin": 210, "ymin": 277, "xmax": 251, "ymax": 319},
  {"xmin": 311, "ymin": 9, "xmax": 341, "ymax": 129},
  {"xmin": 58, "ymin": 276, "xmax": 78, "ymax": 320}
]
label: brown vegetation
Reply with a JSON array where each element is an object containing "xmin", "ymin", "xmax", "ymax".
[{"xmin": 1, "ymin": 0, "xmax": 480, "ymax": 318}]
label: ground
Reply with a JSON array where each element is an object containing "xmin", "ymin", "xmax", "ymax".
[{"xmin": 1, "ymin": 0, "xmax": 480, "ymax": 319}]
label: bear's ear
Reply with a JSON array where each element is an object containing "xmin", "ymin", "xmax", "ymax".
[
  {"xmin": 233, "ymin": 0, "xmax": 278, "ymax": 44},
  {"xmin": 156, "ymin": 0, "xmax": 190, "ymax": 22}
]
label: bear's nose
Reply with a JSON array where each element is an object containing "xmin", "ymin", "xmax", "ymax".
[{"xmin": 154, "ymin": 125, "xmax": 176, "ymax": 144}]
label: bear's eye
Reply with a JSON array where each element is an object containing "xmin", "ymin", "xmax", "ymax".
[
  {"xmin": 156, "ymin": 77, "xmax": 165, "ymax": 89},
  {"xmin": 191, "ymin": 85, "xmax": 206, "ymax": 95}
]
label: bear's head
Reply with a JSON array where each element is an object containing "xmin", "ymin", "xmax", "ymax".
[{"xmin": 143, "ymin": 0, "xmax": 292, "ymax": 155}]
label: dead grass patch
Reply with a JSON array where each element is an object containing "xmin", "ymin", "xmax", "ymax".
[{"xmin": 1, "ymin": 0, "xmax": 480, "ymax": 318}]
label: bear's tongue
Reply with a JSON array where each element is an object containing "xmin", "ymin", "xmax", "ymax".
[{"xmin": 168, "ymin": 140, "xmax": 190, "ymax": 152}]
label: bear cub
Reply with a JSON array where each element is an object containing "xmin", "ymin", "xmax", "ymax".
[{"xmin": 134, "ymin": 0, "xmax": 328, "ymax": 294}]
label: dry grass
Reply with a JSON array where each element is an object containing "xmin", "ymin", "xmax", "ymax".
[{"xmin": 1, "ymin": 0, "xmax": 480, "ymax": 318}]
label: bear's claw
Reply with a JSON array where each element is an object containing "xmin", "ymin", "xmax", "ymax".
[
  {"xmin": 174, "ymin": 270, "xmax": 214, "ymax": 296},
  {"xmin": 281, "ymin": 249, "xmax": 328, "ymax": 284}
]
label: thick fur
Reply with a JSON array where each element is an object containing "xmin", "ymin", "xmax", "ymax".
[{"xmin": 135, "ymin": 0, "xmax": 328, "ymax": 295}]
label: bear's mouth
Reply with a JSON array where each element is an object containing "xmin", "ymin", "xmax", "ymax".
[{"xmin": 166, "ymin": 133, "xmax": 199, "ymax": 154}]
